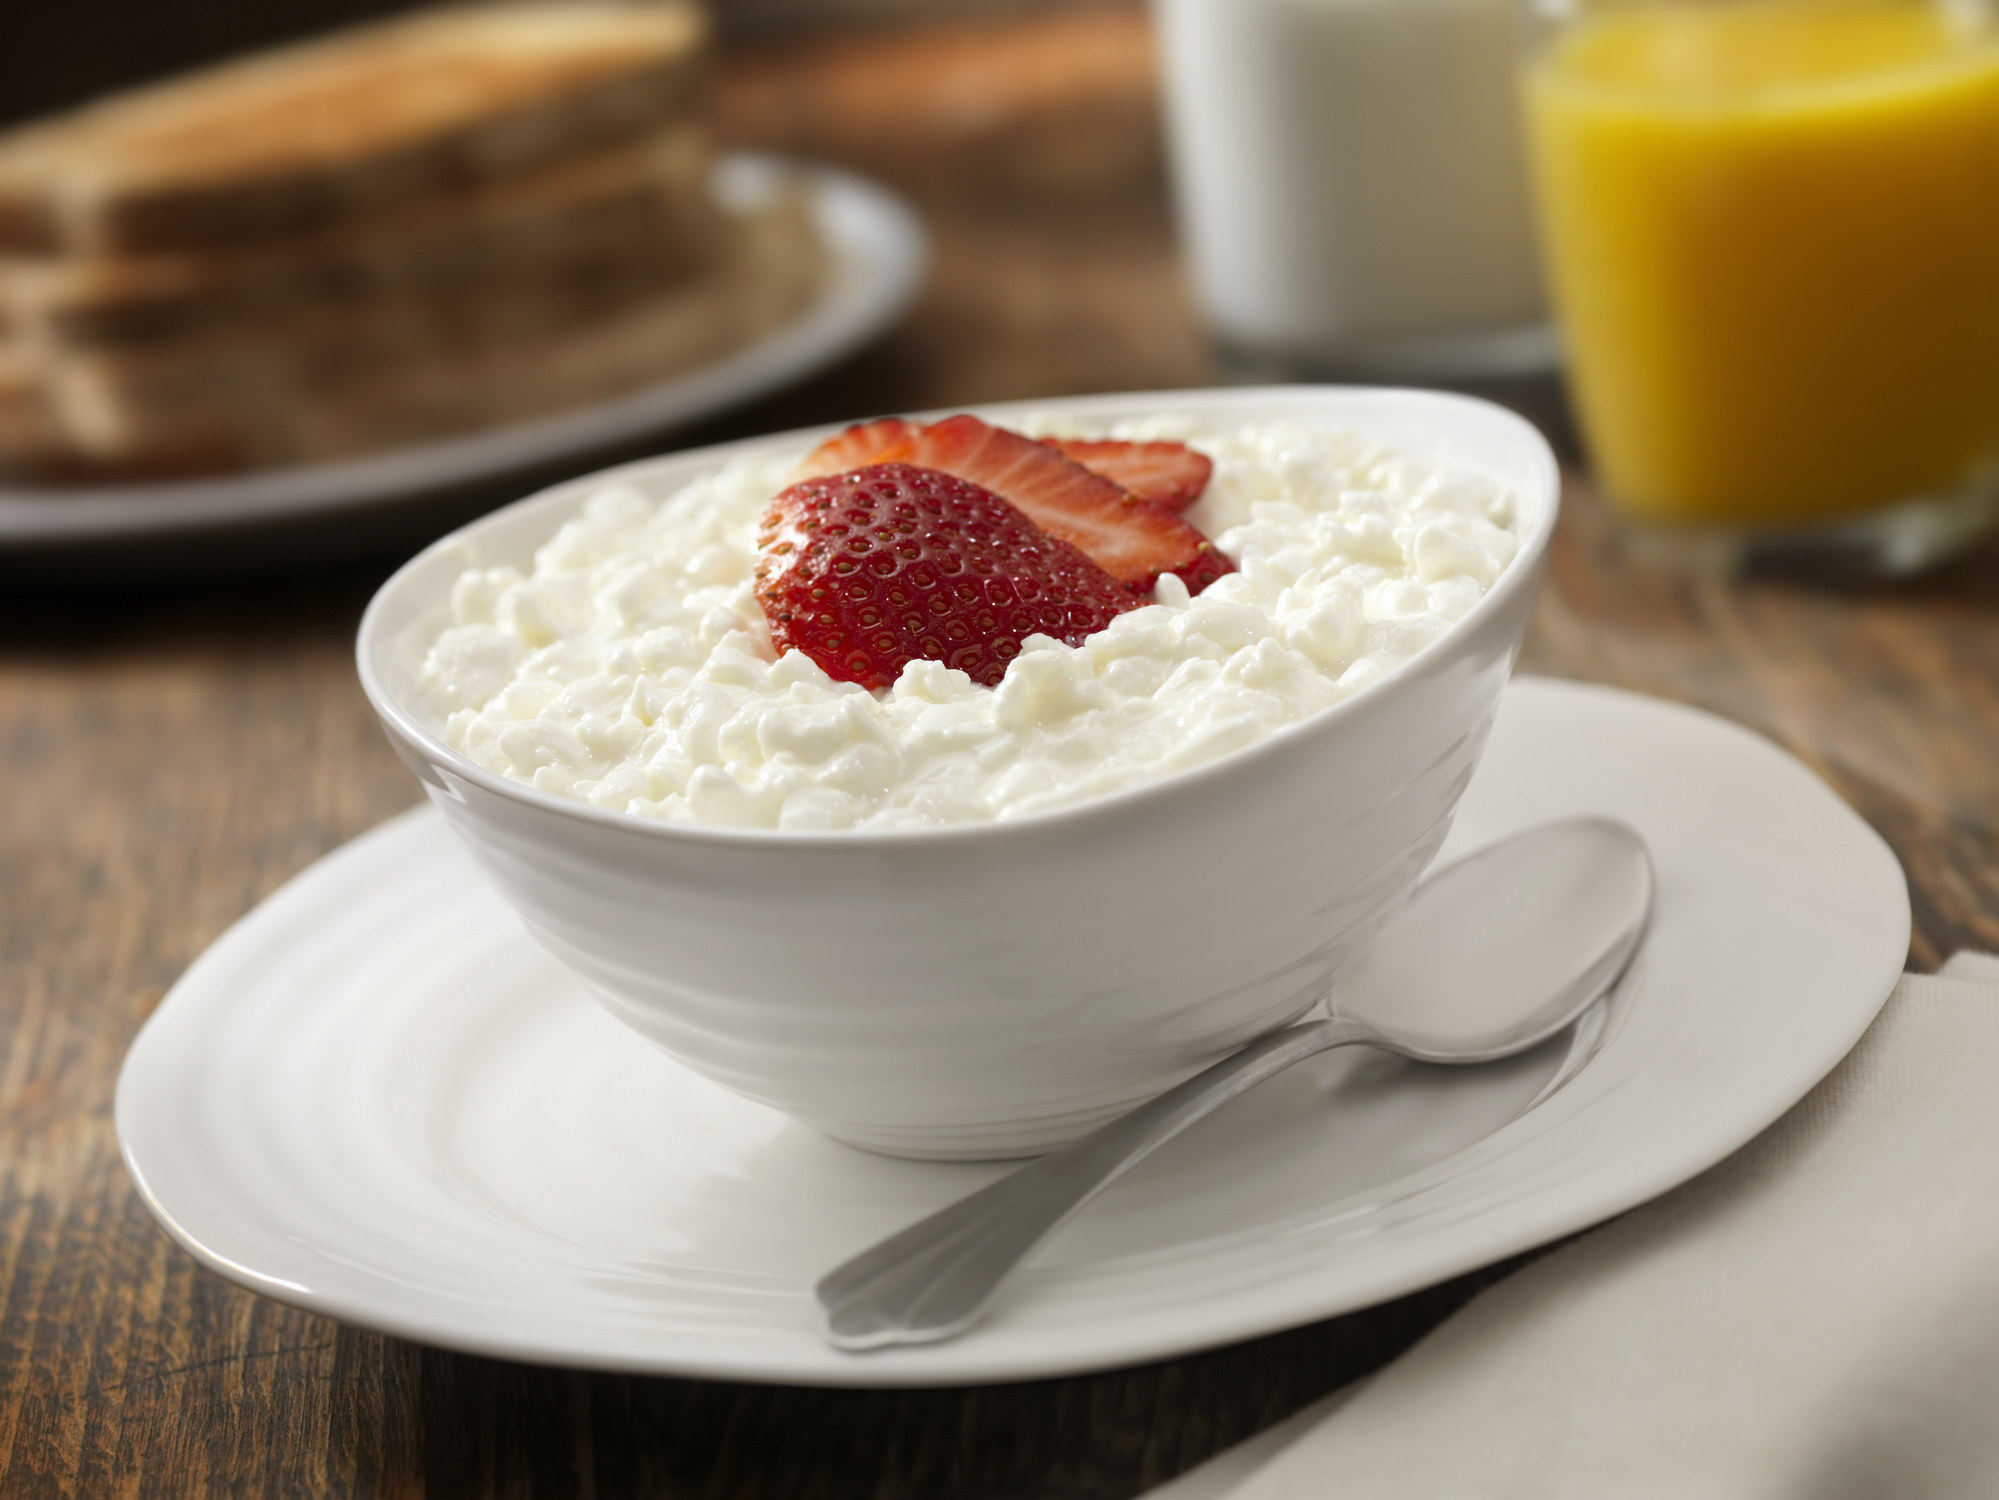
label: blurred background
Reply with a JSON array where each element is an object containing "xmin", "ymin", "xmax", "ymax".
[
  {"xmin": 0, "ymin": 0, "xmax": 1119, "ymax": 123},
  {"xmin": 8, "ymin": 0, "xmax": 1999, "ymax": 576},
  {"xmin": 0, "ymin": 0, "xmax": 1218, "ymax": 563}
]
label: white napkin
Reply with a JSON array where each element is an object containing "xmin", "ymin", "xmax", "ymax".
[{"xmin": 1152, "ymin": 953, "xmax": 1999, "ymax": 1500}]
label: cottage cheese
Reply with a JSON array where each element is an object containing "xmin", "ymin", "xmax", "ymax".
[{"xmin": 420, "ymin": 416, "xmax": 1524, "ymax": 830}]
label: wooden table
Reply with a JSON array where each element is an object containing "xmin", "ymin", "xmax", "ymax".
[{"xmin": 4, "ymin": 9, "xmax": 1995, "ymax": 1493}]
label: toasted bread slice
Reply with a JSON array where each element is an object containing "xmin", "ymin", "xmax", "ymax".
[
  {"xmin": 0, "ymin": 2, "xmax": 708, "ymax": 255},
  {"xmin": 5, "ymin": 189, "xmax": 823, "ymax": 476},
  {"xmin": 0, "ymin": 125, "xmax": 719, "ymax": 351},
  {"xmin": 0, "ymin": 346, "xmax": 66, "ymax": 463}
]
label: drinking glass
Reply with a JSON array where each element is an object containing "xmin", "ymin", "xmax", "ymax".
[
  {"xmin": 1525, "ymin": 0, "xmax": 1999, "ymax": 572},
  {"xmin": 1154, "ymin": 0, "xmax": 1553, "ymax": 382}
]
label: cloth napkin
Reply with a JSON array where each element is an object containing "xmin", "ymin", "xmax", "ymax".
[{"xmin": 1153, "ymin": 952, "xmax": 1999, "ymax": 1500}]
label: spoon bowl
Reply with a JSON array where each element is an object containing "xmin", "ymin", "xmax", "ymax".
[
  {"xmin": 1340, "ymin": 815, "xmax": 1654, "ymax": 1061},
  {"xmin": 817, "ymin": 816, "xmax": 1654, "ymax": 1351}
]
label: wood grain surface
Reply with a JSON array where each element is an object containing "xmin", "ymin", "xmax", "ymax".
[{"xmin": 3, "ymin": 7, "xmax": 1995, "ymax": 1495}]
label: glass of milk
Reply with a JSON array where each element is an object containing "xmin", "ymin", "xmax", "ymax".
[{"xmin": 1153, "ymin": 0, "xmax": 1552, "ymax": 380}]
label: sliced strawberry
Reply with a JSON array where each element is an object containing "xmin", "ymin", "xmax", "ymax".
[
  {"xmin": 755, "ymin": 462, "xmax": 1141, "ymax": 690},
  {"xmin": 904, "ymin": 416, "xmax": 1232, "ymax": 595},
  {"xmin": 791, "ymin": 417, "xmax": 918, "ymax": 482},
  {"xmin": 796, "ymin": 414, "xmax": 1231, "ymax": 595},
  {"xmin": 1043, "ymin": 438, "xmax": 1213, "ymax": 511}
]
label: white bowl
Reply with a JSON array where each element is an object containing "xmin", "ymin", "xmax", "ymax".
[{"xmin": 358, "ymin": 386, "xmax": 1559, "ymax": 1159}]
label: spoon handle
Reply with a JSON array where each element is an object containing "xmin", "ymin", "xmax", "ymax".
[{"xmin": 816, "ymin": 1015, "xmax": 1373, "ymax": 1351}]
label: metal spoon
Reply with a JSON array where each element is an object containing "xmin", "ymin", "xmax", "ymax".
[{"xmin": 816, "ymin": 815, "xmax": 1654, "ymax": 1352}]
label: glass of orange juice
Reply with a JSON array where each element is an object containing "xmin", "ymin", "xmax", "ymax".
[{"xmin": 1525, "ymin": 0, "xmax": 1999, "ymax": 572}]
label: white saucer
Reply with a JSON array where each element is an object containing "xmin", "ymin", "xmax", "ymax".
[
  {"xmin": 115, "ymin": 679, "xmax": 1909, "ymax": 1386},
  {"xmin": 0, "ymin": 155, "xmax": 925, "ymax": 563}
]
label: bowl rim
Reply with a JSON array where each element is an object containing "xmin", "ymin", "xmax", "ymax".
[{"xmin": 357, "ymin": 384, "xmax": 1560, "ymax": 850}]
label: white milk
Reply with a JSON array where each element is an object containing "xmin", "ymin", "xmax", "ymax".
[{"xmin": 1154, "ymin": 0, "xmax": 1549, "ymax": 376}]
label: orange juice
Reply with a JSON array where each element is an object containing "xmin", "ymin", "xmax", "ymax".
[{"xmin": 1527, "ymin": 1, "xmax": 1999, "ymax": 526}]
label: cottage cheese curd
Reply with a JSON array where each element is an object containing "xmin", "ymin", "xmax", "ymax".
[{"xmin": 420, "ymin": 417, "xmax": 1525, "ymax": 830}]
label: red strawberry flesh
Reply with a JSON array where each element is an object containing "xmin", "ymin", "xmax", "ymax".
[
  {"xmin": 791, "ymin": 417, "xmax": 918, "ymax": 481},
  {"xmin": 755, "ymin": 463, "xmax": 1142, "ymax": 690},
  {"xmin": 793, "ymin": 415, "xmax": 1233, "ymax": 596},
  {"xmin": 1043, "ymin": 438, "xmax": 1213, "ymax": 511}
]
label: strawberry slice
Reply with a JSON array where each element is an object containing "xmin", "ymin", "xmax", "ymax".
[
  {"xmin": 794, "ymin": 415, "xmax": 1232, "ymax": 595},
  {"xmin": 901, "ymin": 417, "xmax": 1233, "ymax": 594},
  {"xmin": 755, "ymin": 462, "xmax": 1141, "ymax": 690},
  {"xmin": 1042, "ymin": 438, "xmax": 1213, "ymax": 511},
  {"xmin": 791, "ymin": 417, "xmax": 918, "ymax": 481}
]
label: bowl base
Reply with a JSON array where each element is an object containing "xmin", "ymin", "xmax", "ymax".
[{"xmin": 814, "ymin": 1089, "xmax": 1184, "ymax": 1162}]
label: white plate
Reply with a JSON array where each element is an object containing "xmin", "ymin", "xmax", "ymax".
[
  {"xmin": 115, "ymin": 678, "xmax": 1909, "ymax": 1386},
  {"xmin": 0, "ymin": 155, "xmax": 925, "ymax": 559}
]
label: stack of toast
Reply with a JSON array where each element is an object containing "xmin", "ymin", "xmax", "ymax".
[{"xmin": 0, "ymin": 2, "xmax": 825, "ymax": 482}]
